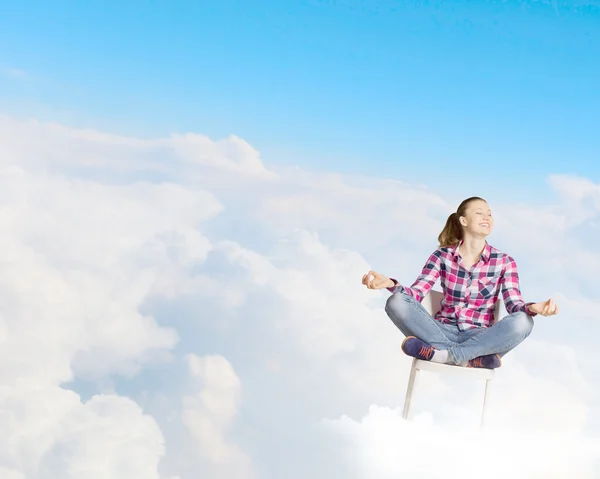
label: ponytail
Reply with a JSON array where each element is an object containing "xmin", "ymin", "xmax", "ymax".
[
  {"xmin": 437, "ymin": 212, "xmax": 463, "ymax": 247},
  {"xmin": 437, "ymin": 196, "xmax": 486, "ymax": 247}
]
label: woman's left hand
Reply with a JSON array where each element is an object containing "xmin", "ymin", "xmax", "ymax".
[{"xmin": 528, "ymin": 298, "xmax": 559, "ymax": 316}]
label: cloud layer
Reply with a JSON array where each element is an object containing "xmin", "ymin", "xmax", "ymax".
[{"xmin": 0, "ymin": 114, "xmax": 599, "ymax": 478}]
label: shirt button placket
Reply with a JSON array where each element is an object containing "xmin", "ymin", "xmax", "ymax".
[
  {"xmin": 465, "ymin": 272, "xmax": 472, "ymax": 309},
  {"xmin": 468, "ymin": 271, "xmax": 479, "ymax": 301}
]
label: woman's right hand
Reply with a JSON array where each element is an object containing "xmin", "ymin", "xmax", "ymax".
[{"xmin": 361, "ymin": 270, "xmax": 395, "ymax": 290}]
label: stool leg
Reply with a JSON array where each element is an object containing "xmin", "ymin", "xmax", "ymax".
[
  {"xmin": 480, "ymin": 378, "xmax": 491, "ymax": 428},
  {"xmin": 402, "ymin": 359, "xmax": 418, "ymax": 420}
]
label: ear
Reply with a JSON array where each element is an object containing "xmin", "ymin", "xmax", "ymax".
[{"xmin": 459, "ymin": 216, "xmax": 467, "ymax": 227}]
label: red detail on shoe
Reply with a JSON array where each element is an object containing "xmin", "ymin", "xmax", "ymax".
[{"xmin": 419, "ymin": 344, "xmax": 434, "ymax": 360}]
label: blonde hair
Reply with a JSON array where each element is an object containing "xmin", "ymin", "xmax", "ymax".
[{"xmin": 437, "ymin": 196, "xmax": 486, "ymax": 247}]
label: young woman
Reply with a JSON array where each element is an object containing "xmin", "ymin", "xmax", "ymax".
[{"xmin": 362, "ymin": 196, "xmax": 558, "ymax": 369}]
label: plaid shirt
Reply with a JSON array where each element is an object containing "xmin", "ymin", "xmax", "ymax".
[{"xmin": 388, "ymin": 241, "xmax": 534, "ymax": 330}]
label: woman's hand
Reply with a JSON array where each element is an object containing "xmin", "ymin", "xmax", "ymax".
[
  {"xmin": 528, "ymin": 298, "xmax": 559, "ymax": 316},
  {"xmin": 361, "ymin": 270, "xmax": 395, "ymax": 290}
]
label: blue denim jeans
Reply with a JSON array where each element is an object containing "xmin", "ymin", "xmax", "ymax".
[{"xmin": 384, "ymin": 291, "xmax": 534, "ymax": 364}]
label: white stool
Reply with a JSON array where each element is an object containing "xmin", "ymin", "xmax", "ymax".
[{"xmin": 401, "ymin": 290, "xmax": 500, "ymax": 428}]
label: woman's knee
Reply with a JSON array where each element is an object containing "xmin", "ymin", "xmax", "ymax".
[
  {"xmin": 384, "ymin": 292, "xmax": 414, "ymax": 333},
  {"xmin": 385, "ymin": 292, "xmax": 409, "ymax": 316},
  {"xmin": 510, "ymin": 311, "xmax": 534, "ymax": 337},
  {"xmin": 385, "ymin": 292, "xmax": 416, "ymax": 325}
]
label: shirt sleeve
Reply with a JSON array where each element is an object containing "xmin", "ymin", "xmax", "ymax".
[
  {"xmin": 386, "ymin": 250, "xmax": 442, "ymax": 302},
  {"xmin": 500, "ymin": 256, "xmax": 536, "ymax": 316}
]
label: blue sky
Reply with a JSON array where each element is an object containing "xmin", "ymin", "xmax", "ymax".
[
  {"xmin": 3, "ymin": 3, "xmax": 600, "ymax": 477},
  {"xmin": 1, "ymin": 0, "xmax": 600, "ymax": 197}
]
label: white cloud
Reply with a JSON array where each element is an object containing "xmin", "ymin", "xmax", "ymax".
[
  {"xmin": 0, "ymin": 467, "xmax": 25, "ymax": 479},
  {"xmin": 0, "ymin": 166, "xmax": 224, "ymax": 383},
  {"xmin": 0, "ymin": 116, "xmax": 237, "ymax": 477},
  {"xmin": 0, "ymin": 113, "xmax": 600, "ymax": 478},
  {"xmin": 182, "ymin": 354, "xmax": 255, "ymax": 479},
  {"xmin": 216, "ymin": 231, "xmax": 383, "ymax": 362},
  {"xmin": 0, "ymin": 115, "xmax": 277, "ymax": 179},
  {"xmin": 0, "ymin": 387, "xmax": 166, "ymax": 478},
  {"xmin": 39, "ymin": 394, "xmax": 166, "ymax": 479},
  {"xmin": 324, "ymin": 404, "xmax": 600, "ymax": 479},
  {"xmin": 171, "ymin": 133, "xmax": 278, "ymax": 179}
]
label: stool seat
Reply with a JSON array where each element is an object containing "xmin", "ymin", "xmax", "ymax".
[{"xmin": 412, "ymin": 358, "xmax": 495, "ymax": 379}]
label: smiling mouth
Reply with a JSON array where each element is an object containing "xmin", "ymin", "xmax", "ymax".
[{"xmin": 480, "ymin": 223, "xmax": 490, "ymax": 227}]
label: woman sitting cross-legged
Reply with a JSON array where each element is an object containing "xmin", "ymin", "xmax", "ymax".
[{"xmin": 362, "ymin": 196, "xmax": 558, "ymax": 369}]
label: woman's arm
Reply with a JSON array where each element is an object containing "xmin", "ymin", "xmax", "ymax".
[
  {"xmin": 494, "ymin": 256, "xmax": 559, "ymax": 317},
  {"xmin": 386, "ymin": 250, "xmax": 442, "ymax": 302},
  {"xmin": 500, "ymin": 256, "xmax": 537, "ymax": 316}
]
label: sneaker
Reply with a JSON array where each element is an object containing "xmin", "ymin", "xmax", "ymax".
[
  {"xmin": 468, "ymin": 354, "xmax": 502, "ymax": 369},
  {"xmin": 401, "ymin": 336, "xmax": 436, "ymax": 361}
]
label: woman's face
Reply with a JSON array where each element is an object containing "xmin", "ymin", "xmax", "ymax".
[{"xmin": 460, "ymin": 200, "xmax": 493, "ymax": 237}]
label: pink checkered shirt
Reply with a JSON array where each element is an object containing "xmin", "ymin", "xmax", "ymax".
[{"xmin": 388, "ymin": 241, "xmax": 534, "ymax": 330}]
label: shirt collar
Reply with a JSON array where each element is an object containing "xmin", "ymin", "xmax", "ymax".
[{"xmin": 453, "ymin": 240, "xmax": 491, "ymax": 263}]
